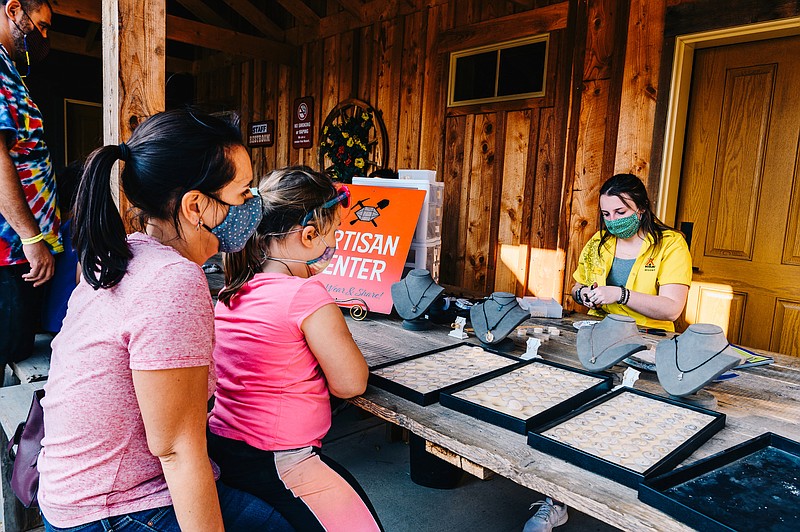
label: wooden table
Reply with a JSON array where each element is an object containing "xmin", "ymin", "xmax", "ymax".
[{"xmin": 346, "ymin": 314, "xmax": 800, "ymax": 532}]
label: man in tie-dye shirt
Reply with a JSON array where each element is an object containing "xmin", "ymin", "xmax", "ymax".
[{"xmin": 0, "ymin": 0, "xmax": 61, "ymax": 380}]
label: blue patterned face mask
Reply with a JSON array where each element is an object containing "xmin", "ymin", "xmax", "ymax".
[
  {"xmin": 203, "ymin": 188, "xmax": 263, "ymax": 253},
  {"xmin": 604, "ymin": 212, "xmax": 641, "ymax": 239}
]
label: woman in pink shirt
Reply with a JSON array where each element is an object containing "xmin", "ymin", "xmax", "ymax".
[
  {"xmin": 37, "ymin": 109, "xmax": 290, "ymax": 532},
  {"xmin": 209, "ymin": 166, "xmax": 381, "ymax": 531}
]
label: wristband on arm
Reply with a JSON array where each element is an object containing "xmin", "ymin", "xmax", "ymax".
[
  {"xmin": 617, "ymin": 286, "xmax": 631, "ymax": 306},
  {"xmin": 574, "ymin": 286, "xmax": 584, "ymax": 304},
  {"xmin": 20, "ymin": 232, "xmax": 44, "ymax": 245}
]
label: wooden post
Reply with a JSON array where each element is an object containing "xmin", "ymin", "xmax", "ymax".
[
  {"xmin": 613, "ymin": 0, "xmax": 666, "ymax": 179},
  {"xmin": 102, "ymin": 0, "xmax": 166, "ymax": 229}
]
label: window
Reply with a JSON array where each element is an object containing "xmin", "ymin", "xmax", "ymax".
[{"xmin": 448, "ymin": 34, "xmax": 549, "ymax": 107}]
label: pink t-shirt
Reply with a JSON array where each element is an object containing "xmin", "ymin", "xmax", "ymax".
[
  {"xmin": 209, "ymin": 273, "xmax": 334, "ymax": 451},
  {"xmin": 37, "ymin": 233, "xmax": 217, "ymax": 528}
]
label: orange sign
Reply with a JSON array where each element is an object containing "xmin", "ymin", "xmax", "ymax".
[{"xmin": 320, "ymin": 184, "xmax": 425, "ymax": 314}]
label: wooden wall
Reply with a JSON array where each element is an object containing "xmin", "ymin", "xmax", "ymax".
[{"xmin": 196, "ymin": 0, "xmax": 669, "ymax": 303}]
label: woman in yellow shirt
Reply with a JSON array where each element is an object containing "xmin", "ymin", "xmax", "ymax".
[
  {"xmin": 571, "ymin": 173, "xmax": 692, "ymax": 332},
  {"xmin": 530, "ymin": 174, "xmax": 692, "ymax": 532},
  {"xmin": 524, "ymin": 174, "xmax": 693, "ymax": 532}
]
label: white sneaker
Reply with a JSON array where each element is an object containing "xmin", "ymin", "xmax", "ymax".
[{"xmin": 523, "ymin": 498, "xmax": 569, "ymax": 532}]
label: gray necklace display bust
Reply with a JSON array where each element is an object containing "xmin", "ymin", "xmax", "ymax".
[
  {"xmin": 655, "ymin": 323, "xmax": 742, "ymax": 397},
  {"xmin": 577, "ymin": 314, "xmax": 648, "ymax": 371},
  {"xmin": 470, "ymin": 292, "xmax": 530, "ymax": 345},
  {"xmin": 391, "ymin": 269, "xmax": 445, "ymax": 320}
]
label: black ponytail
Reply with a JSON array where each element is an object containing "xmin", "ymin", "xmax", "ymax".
[
  {"xmin": 72, "ymin": 145, "xmax": 132, "ymax": 289},
  {"xmin": 72, "ymin": 108, "xmax": 244, "ymax": 290}
]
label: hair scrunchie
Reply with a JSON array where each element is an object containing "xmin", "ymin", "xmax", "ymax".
[{"xmin": 118, "ymin": 142, "xmax": 131, "ymax": 162}]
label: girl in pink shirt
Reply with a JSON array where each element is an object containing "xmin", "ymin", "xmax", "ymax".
[{"xmin": 209, "ymin": 166, "xmax": 381, "ymax": 531}]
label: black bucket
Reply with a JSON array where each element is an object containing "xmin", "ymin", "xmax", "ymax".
[{"xmin": 408, "ymin": 433, "xmax": 463, "ymax": 489}]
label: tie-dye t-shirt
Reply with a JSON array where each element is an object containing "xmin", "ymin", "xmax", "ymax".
[{"xmin": 0, "ymin": 44, "xmax": 62, "ymax": 266}]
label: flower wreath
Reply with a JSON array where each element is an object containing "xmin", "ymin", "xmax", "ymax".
[{"xmin": 319, "ymin": 109, "xmax": 375, "ymax": 183}]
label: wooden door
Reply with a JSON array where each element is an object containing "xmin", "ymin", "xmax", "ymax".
[{"xmin": 676, "ymin": 35, "xmax": 800, "ymax": 356}]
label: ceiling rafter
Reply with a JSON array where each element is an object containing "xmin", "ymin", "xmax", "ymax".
[
  {"xmin": 221, "ymin": 0, "xmax": 285, "ymax": 40},
  {"xmin": 174, "ymin": 0, "xmax": 232, "ymax": 29},
  {"xmin": 84, "ymin": 22, "xmax": 100, "ymax": 53},
  {"xmin": 50, "ymin": 30, "xmax": 194, "ymax": 73},
  {"xmin": 288, "ymin": 0, "xmax": 449, "ymax": 44},
  {"xmin": 335, "ymin": 0, "xmax": 366, "ymax": 21},
  {"xmin": 508, "ymin": 0, "xmax": 536, "ymax": 8},
  {"xmin": 166, "ymin": 15, "xmax": 297, "ymax": 64},
  {"xmin": 275, "ymin": 0, "xmax": 320, "ymax": 27},
  {"xmin": 49, "ymin": 0, "xmax": 298, "ymax": 64}
]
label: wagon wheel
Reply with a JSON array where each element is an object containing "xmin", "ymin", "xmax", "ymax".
[{"xmin": 318, "ymin": 99, "xmax": 389, "ymax": 182}]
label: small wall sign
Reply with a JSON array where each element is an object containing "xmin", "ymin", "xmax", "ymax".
[
  {"xmin": 248, "ymin": 120, "xmax": 274, "ymax": 147},
  {"xmin": 292, "ymin": 96, "xmax": 314, "ymax": 149}
]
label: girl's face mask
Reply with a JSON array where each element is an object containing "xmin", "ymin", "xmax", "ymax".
[
  {"xmin": 276, "ymin": 232, "xmax": 337, "ymax": 276},
  {"xmin": 264, "ymin": 185, "xmax": 346, "ymax": 275},
  {"xmin": 202, "ymin": 189, "xmax": 263, "ymax": 253}
]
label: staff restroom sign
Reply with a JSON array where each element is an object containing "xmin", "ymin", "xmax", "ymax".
[
  {"xmin": 320, "ymin": 184, "xmax": 425, "ymax": 314},
  {"xmin": 292, "ymin": 97, "xmax": 314, "ymax": 149}
]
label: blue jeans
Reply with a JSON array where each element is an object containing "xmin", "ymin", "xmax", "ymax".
[{"xmin": 41, "ymin": 481, "xmax": 293, "ymax": 531}]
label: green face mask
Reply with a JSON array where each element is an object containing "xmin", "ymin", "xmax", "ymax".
[{"xmin": 604, "ymin": 212, "xmax": 640, "ymax": 239}]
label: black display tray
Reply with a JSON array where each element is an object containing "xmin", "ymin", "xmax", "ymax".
[
  {"xmin": 439, "ymin": 359, "xmax": 613, "ymax": 434},
  {"xmin": 368, "ymin": 342, "xmax": 522, "ymax": 406},
  {"xmin": 639, "ymin": 432, "xmax": 800, "ymax": 532},
  {"xmin": 527, "ymin": 387, "xmax": 726, "ymax": 489}
]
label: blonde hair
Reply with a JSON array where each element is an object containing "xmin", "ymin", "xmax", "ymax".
[{"xmin": 218, "ymin": 165, "xmax": 339, "ymax": 307}]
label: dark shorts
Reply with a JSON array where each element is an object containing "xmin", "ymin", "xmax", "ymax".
[{"xmin": 0, "ymin": 263, "xmax": 43, "ymax": 367}]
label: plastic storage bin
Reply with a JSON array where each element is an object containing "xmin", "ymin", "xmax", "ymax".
[
  {"xmin": 352, "ymin": 176, "xmax": 444, "ymax": 243},
  {"xmin": 398, "ymin": 169, "xmax": 437, "ymax": 183},
  {"xmin": 404, "ymin": 238, "xmax": 441, "ymax": 282},
  {"xmin": 518, "ymin": 297, "xmax": 563, "ymax": 318}
]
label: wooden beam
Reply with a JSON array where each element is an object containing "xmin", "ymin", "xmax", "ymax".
[
  {"xmin": 84, "ymin": 22, "xmax": 100, "ymax": 53},
  {"xmin": 335, "ymin": 0, "xmax": 366, "ymax": 21},
  {"xmin": 50, "ymin": 0, "xmax": 101, "ymax": 23},
  {"xmin": 436, "ymin": 1, "xmax": 569, "ymax": 53},
  {"xmin": 103, "ymin": 0, "xmax": 166, "ymax": 227},
  {"xmin": 276, "ymin": 0, "xmax": 320, "ymax": 26},
  {"xmin": 51, "ymin": 0, "xmax": 297, "ymax": 63},
  {"xmin": 288, "ymin": 0, "xmax": 449, "ymax": 44},
  {"xmin": 167, "ymin": 15, "xmax": 298, "ymax": 64},
  {"xmin": 174, "ymin": 0, "xmax": 232, "ymax": 29},
  {"xmin": 221, "ymin": 0, "xmax": 285, "ymax": 40},
  {"xmin": 50, "ymin": 30, "xmax": 193, "ymax": 72},
  {"xmin": 508, "ymin": 0, "xmax": 536, "ymax": 7},
  {"xmin": 614, "ymin": 0, "xmax": 664, "ymax": 176}
]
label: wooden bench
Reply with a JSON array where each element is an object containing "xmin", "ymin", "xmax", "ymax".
[
  {"xmin": 8, "ymin": 336, "xmax": 51, "ymax": 386},
  {"xmin": 1, "ymin": 382, "xmax": 45, "ymax": 532}
]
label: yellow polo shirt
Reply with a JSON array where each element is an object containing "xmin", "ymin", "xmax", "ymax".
[{"xmin": 572, "ymin": 230, "xmax": 692, "ymax": 331}]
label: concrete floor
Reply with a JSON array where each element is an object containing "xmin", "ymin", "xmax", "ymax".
[{"xmin": 323, "ymin": 404, "xmax": 620, "ymax": 532}]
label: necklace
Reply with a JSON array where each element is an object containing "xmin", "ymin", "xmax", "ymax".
[
  {"xmin": 480, "ymin": 297, "xmax": 519, "ymax": 343},
  {"xmin": 587, "ymin": 327, "xmax": 639, "ymax": 364},
  {"xmin": 403, "ymin": 278, "xmax": 436, "ymax": 313},
  {"xmin": 264, "ymin": 257, "xmax": 294, "ymax": 276},
  {"xmin": 672, "ymin": 337, "xmax": 731, "ymax": 381}
]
